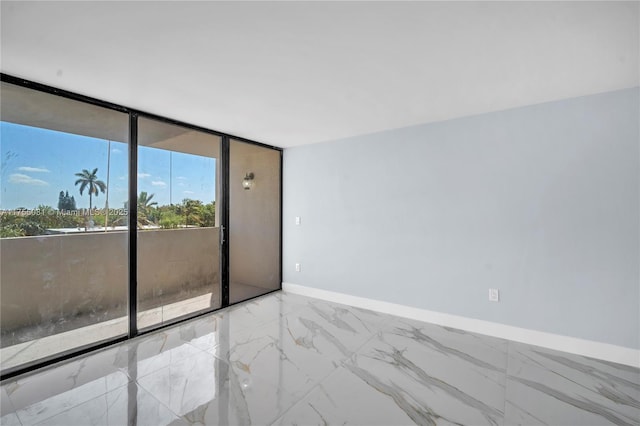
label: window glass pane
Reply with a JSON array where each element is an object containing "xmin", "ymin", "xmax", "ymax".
[
  {"xmin": 137, "ymin": 117, "xmax": 221, "ymax": 329},
  {"xmin": 0, "ymin": 82, "xmax": 129, "ymax": 374},
  {"xmin": 229, "ymin": 139, "xmax": 281, "ymax": 303}
]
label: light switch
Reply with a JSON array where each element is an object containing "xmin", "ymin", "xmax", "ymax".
[
  {"xmin": 295, "ymin": 216, "xmax": 301, "ymax": 225},
  {"xmin": 489, "ymin": 288, "xmax": 500, "ymax": 302}
]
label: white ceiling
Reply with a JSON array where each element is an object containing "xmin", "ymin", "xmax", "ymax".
[{"xmin": 1, "ymin": 1, "xmax": 638, "ymax": 148}]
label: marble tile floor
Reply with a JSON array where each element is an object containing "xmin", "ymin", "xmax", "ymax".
[
  {"xmin": 1, "ymin": 291, "xmax": 638, "ymax": 425},
  {"xmin": 2, "ymin": 282, "xmax": 271, "ymax": 371},
  {"xmin": 1, "ymin": 293, "xmax": 221, "ymax": 372}
]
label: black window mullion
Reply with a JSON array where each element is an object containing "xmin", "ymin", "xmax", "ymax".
[
  {"xmin": 128, "ymin": 113, "xmax": 138, "ymax": 337},
  {"xmin": 221, "ymin": 135, "xmax": 230, "ymax": 308},
  {"xmin": 279, "ymin": 150, "xmax": 283, "ymax": 290}
]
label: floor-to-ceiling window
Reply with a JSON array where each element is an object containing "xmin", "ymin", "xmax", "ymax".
[
  {"xmin": 137, "ymin": 117, "xmax": 222, "ymax": 330},
  {"xmin": 0, "ymin": 75, "xmax": 282, "ymax": 379},
  {"xmin": 229, "ymin": 139, "xmax": 282, "ymax": 303},
  {"xmin": 0, "ymin": 81, "xmax": 130, "ymax": 373}
]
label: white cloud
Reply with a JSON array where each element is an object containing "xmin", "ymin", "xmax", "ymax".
[
  {"xmin": 9, "ymin": 173, "xmax": 49, "ymax": 186},
  {"xmin": 176, "ymin": 176, "xmax": 187, "ymax": 180},
  {"xmin": 111, "ymin": 148, "xmax": 123, "ymax": 154},
  {"xmin": 138, "ymin": 173, "xmax": 151, "ymax": 178},
  {"xmin": 118, "ymin": 175, "xmax": 127, "ymax": 180},
  {"xmin": 183, "ymin": 190, "xmax": 195, "ymax": 195},
  {"xmin": 151, "ymin": 180, "xmax": 167, "ymax": 187},
  {"xmin": 17, "ymin": 166, "xmax": 50, "ymax": 173}
]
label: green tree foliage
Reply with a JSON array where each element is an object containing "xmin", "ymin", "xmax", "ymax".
[
  {"xmin": 202, "ymin": 202, "xmax": 215, "ymax": 227},
  {"xmin": 35, "ymin": 204, "xmax": 57, "ymax": 229},
  {"xmin": 93, "ymin": 209, "xmax": 127, "ymax": 228},
  {"xmin": 180, "ymin": 199, "xmax": 203, "ymax": 227},
  {"xmin": 74, "ymin": 168, "xmax": 106, "ymax": 212},
  {"xmin": 0, "ymin": 224, "xmax": 24, "ymax": 238},
  {"xmin": 154, "ymin": 199, "xmax": 215, "ymax": 229},
  {"xmin": 1, "ymin": 182, "xmax": 217, "ymax": 238},
  {"xmin": 159, "ymin": 211, "xmax": 181, "ymax": 229},
  {"xmin": 0, "ymin": 211, "xmax": 26, "ymax": 237},
  {"xmin": 57, "ymin": 191, "xmax": 77, "ymax": 211},
  {"xmin": 18, "ymin": 219, "xmax": 46, "ymax": 236},
  {"xmin": 137, "ymin": 191, "xmax": 158, "ymax": 228},
  {"xmin": 0, "ymin": 209, "xmax": 45, "ymax": 236}
]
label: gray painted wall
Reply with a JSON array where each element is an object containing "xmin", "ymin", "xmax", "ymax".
[{"xmin": 283, "ymin": 88, "xmax": 640, "ymax": 349}]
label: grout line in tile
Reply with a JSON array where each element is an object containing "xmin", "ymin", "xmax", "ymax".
[
  {"xmin": 133, "ymin": 378, "xmax": 185, "ymax": 422},
  {"xmin": 266, "ymin": 361, "xmax": 346, "ymax": 426}
]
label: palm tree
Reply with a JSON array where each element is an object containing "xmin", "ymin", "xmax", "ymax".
[
  {"xmin": 74, "ymin": 168, "xmax": 106, "ymax": 225},
  {"xmin": 137, "ymin": 191, "xmax": 158, "ymax": 227},
  {"xmin": 181, "ymin": 198, "xmax": 203, "ymax": 227}
]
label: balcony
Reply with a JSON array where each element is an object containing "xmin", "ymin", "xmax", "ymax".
[{"xmin": 0, "ymin": 227, "xmax": 221, "ymax": 371}]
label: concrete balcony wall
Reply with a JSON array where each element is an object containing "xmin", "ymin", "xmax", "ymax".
[
  {"xmin": 137, "ymin": 227, "xmax": 219, "ymax": 311},
  {"xmin": 0, "ymin": 227, "xmax": 219, "ymax": 334}
]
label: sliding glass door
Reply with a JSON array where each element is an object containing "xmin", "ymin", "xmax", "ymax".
[
  {"xmin": 137, "ymin": 117, "xmax": 222, "ymax": 330},
  {"xmin": 229, "ymin": 139, "xmax": 282, "ymax": 303}
]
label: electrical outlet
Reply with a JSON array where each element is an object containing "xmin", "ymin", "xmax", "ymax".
[
  {"xmin": 295, "ymin": 216, "xmax": 301, "ymax": 225},
  {"xmin": 295, "ymin": 263, "xmax": 301, "ymax": 272},
  {"xmin": 489, "ymin": 288, "xmax": 500, "ymax": 302}
]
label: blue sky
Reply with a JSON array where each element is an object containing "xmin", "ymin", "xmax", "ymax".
[{"xmin": 1, "ymin": 122, "xmax": 216, "ymax": 210}]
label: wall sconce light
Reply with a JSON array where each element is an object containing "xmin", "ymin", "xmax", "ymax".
[{"xmin": 242, "ymin": 172, "xmax": 255, "ymax": 190}]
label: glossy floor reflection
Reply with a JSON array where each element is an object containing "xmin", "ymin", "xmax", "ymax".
[{"xmin": 1, "ymin": 291, "xmax": 638, "ymax": 425}]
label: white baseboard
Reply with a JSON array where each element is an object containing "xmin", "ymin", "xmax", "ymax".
[{"xmin": 282, "ymin": 282, "xmax": 640, "ymax": 368}]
